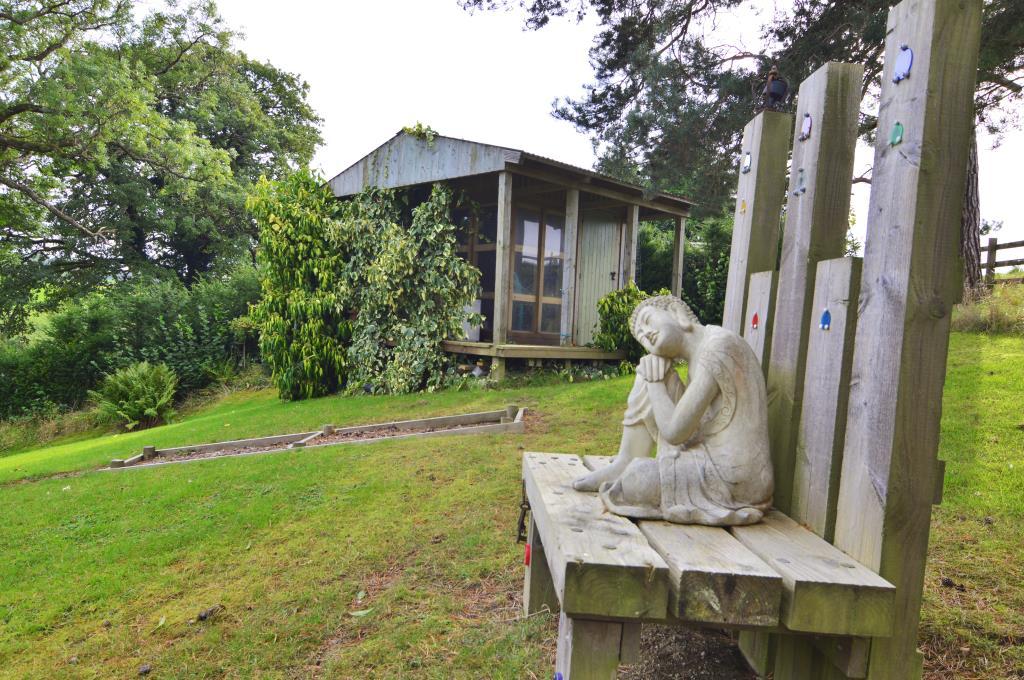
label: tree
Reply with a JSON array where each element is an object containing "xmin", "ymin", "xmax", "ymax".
[
  {"xmin": 463, "ymin": 0, "xmax": 1024, "ymax": 287},
  {"xmin": 0, "ymin": 0, "xmax": 321, "ymax": 333}
]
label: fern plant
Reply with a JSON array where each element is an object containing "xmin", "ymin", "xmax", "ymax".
[{"xmin": 88, "ymin": 362, "xmax": 178, "ymax": 431}]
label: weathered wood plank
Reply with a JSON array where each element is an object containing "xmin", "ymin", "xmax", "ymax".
[
  {"xmin": 523, "ymin": 453, "xmax": 670, "ymax": 620},
  {"xmin": 493, "ymin": 171, "xmax": 513, "ymax": 345},
  {"xmin": 620, "ymin": 623, "xmax": 642, "ymax": 664},
  {"xmin": 671, "ymin": 216, "xmax": 686, "ymax": 297},
  {"xmin": 722, "ymin": 111, "xmax": 791, "ymax": 334},
  {"xmin": 742, "ymin": 270, "xmax": 778, "ymax": 373},
  {"xmin": 984, "ymin": 237, "xmax": 998, "ymax": 285},
  {"xmin": 813, "ymin": 636, "xmax": 870, "ymax": 679},
  {"xmin": 524, "ymin": 515, "xmax": 559, "ymax": 616},
  {"xmin": 731, "ymin": 511, "xmax": 895, "ymax": 637},
  {"xmin": 555, "ymin": 612, "xmax": 623, "ymax": 680},
  {"xmin": 639, "ymin": 521, "xmax": 781, "ymax": 627},
  {"xmin": 441, "ymin": 340, "xmax": 623, "ymax": 360},
  {"xmin": 765, "ymin": 62, "xmax": 864, "ymax": 517},
  {"xmin": 791, "ymin": 257, "xmax": 862, "ymax": 541},
  {"xmin": 832, "ymin": 1, "xmax": 982, "ymax": 678},
  {"xmin": 562, "ymin": 188, "xmax": 580, "ymax": 345}
]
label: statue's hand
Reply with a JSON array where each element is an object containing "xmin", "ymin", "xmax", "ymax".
[{"xmin": 637, "ymin": 354, "xmax": 672, "ymax": 383}]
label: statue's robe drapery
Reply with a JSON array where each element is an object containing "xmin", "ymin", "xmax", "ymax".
[{"xmin": 600, "ymin": 327, "xmax": 774, "ymax": 526}]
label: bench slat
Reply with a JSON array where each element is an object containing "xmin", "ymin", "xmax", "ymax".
[
  {"xmin": 583, "ymin": 455, "xmax": 783, "ymax": 627},
  {"xmin": 731, "ymin": 511, "xmax": 895, "ymax": 636},
  {"xmin": 523, "ymin": 452, "xmax": 670, "ymax": 620}
]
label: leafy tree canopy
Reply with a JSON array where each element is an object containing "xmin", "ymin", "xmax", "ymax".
[
  {"xmin": 0, "ymin": 0, "xmax": 321, "ymax": 334},
  {"xmin": 462, "ymin": 0, "xmax": 1022, "ymax": 218}
]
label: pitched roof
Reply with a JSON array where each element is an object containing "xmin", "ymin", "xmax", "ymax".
[{"xmin": 327, "ymin": 131, "xmax": 693, "ymax": 214}]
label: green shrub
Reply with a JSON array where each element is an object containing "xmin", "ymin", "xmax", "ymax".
[
  {"xmin": 88, "ymin": 362, "xmax": 178, "ymax": 431},
  {"xmin": 952, "ymin": 284, "xmax": 1024, "ymax": 334},
  {"xmin": 592, "ymin": 282, "xmax": 670, "ymax": 363}
]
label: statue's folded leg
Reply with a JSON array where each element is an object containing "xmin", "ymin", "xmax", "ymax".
[{"xmin": 573, "ymin": 423, "xmax": 654, "ymax": 492}]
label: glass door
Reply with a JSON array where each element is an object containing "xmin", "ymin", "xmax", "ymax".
[{"xmin": 510, "ymin": 207, "xmax": 564, "ymax": 343}]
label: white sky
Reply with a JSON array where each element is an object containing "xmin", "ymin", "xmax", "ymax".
[{"xmin": 213, "ymin": 0, "xmax": 1024, "ymax": 257}]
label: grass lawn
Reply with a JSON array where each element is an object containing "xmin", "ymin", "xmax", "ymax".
[{"xmin": 0, "ymin": 332, "xmax": 1021, "ymax": 678}]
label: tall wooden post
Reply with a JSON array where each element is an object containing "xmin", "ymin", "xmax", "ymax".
[
  {"xmin": 623, "ymin": 204, "xmax": 640, "ymax": 284},
  {"xmin": 721, "ymin": 111, "xmax": 791, "ymax": 334},
  {"xmin": 671, "ymin": 216, "xmax": 686, "ymax": 297},
  {"xmin": 740, "ymin": 63, "xmax": 861, "ymax": 679},
  {"xmin": 767, "ymin": 62, "xmax": 863, "ymax": 516},
  {"xmin": 490, "ymin": 171, "xmax": 514, "ymax": 380},
  {"xmin": 832, "ymin": 2, "xmax": 982, "ymax": 680},
  {"xmin": 561, "ymin": 189, "xmax": 580, "ymax": 345}
]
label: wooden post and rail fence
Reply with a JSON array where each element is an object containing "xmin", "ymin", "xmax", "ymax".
[
  {"xmin": 519, "ymin": 0, "xmax": 983, "ymax": 678},
  {"xmin": 983, "ymin": 237, "xmax": 1024, "ymax": 285}
]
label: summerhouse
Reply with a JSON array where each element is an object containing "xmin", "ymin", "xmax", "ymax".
[{"xmin": 328, "ymin": 131, "xmax": 692, "ymax": 373}]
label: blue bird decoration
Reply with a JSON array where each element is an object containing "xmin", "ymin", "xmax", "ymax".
[{"xmin": 819, "ymin": 308, "xmax": 832, "ymax": 331}]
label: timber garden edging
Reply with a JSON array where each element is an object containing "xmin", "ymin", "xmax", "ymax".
[{"xmin": 109, "ymin": 405, "xmax": 525, "ymax": 469}]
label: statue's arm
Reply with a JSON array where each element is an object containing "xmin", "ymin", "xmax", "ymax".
[{"xmin": 646, "ymin": 368, "xmax": 719, "ymax": 446}]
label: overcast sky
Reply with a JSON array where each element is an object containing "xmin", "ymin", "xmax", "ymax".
[{"xmin": 213, "ymin": 0, "xmax": 1024, "ymax": 256}]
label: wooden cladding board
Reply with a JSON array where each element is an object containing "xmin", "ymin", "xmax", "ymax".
[
  {"xmin": 722, "ymin": 111, "xmax": 792, "ymax": 334},
  {"xmin": 522, "ymin": 453, "xmax": 670, "ymax": 620},
  {"xmin": 791, "ymin": 257, "xmax": 862, "ymax": 541},
  {"xmin": 731, "ymin": 511, "xmax": 895, "ymax": 637},
  {"xmin": 742, "ymin": 270, "xmax": 778, "ymax": 373}
]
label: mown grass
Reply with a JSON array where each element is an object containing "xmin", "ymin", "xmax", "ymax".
[{"xmin": 0, "ymin": 332, "xmax": 1021, "ymax": 678}]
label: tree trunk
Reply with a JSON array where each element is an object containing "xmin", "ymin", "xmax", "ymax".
[{"xmin": 960, "ymin": 132, "xmax": 981, "ymax": 292}]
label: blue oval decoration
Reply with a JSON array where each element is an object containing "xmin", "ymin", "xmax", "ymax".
[
  {"xmin": 893, "ymin": 45, "xmax": 913, "ymax": 83},
  {"xmin": 819, "ymin": 308, "xmax": 832, "ymax": 331},
  {"xmin": 792, "ymin": 168, "xmax": 807, "ymax": 196}
]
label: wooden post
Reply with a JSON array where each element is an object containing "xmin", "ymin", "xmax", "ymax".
[
  {"xmin": 739, "ymin": 59, "xmax": 863, "ymax": 680},
  {"xmin": 523, "ymin": 516, "xmax": 559, "ymax": 616},
  {"xmin": 984, "ymin": 236, "xmax": 997, "ymax": 286},
  {"xmin": 721, "ymin": 111, "xmax": 791, "ymax": 334},
  {"xmin": 767, "ymin": 61, "xmax": 863, "ymax": 517},
  {"xmin": 671, "ymin": 216, "xmax": 686, "ymax": 297},
  {"xmin": 561, "ymin": 189, "xmax": 580, "ymax": 345},
  {"xmin": 741, "ymin": 270, "xmax": 778, "ymax": 373},
  {"xmin": 555, "ymin": 612, "xmax": 624, "ymax": 679},
  {"xmin": 832, "ymin": 2, "xmax": 982, "ymax": 680},
  {"xmin": 493, "ymin": 171, "xmax": 513, "ymax": 345},
  {"xmin": 142, "ymin": 446, "xmax": 156, "ymax": 461},
  {"xmin": 791, "ymin": 257, "xmax": 862, "ymax": 542},
  {"xmin": 623, "ymin": 204, "xmax": 640, "ymax": 284}
]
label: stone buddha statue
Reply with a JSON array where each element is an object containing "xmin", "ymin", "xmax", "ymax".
[{"xmin": 573, "ymin": 295, "xmax": 773, "ymax": 526}]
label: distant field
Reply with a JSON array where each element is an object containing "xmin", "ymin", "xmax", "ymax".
[{"xmin": 0, "ymin": 332, "xmax": 1020, "ymax": 678}]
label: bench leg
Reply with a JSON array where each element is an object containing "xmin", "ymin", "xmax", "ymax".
[
  {"xmin": 523, "ymin": 516, "xmax": 558, "ymax": 616},
  {"xmin": 555, "ymin": 611, "xmax": 623, "ymax": 680}
]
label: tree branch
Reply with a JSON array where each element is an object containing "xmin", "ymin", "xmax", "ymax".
[{"xmin": 0, "ymin": 175, "xmax": 105, "ymax": 238}]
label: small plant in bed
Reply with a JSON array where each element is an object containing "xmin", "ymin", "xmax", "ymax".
[{"xmin": 88, "ymin": 361, "xmax": 178, "ymax": 431}]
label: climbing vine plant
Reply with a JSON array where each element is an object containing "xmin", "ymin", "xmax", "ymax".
[
  {"xmin": 249, "ymin": 171, "xmax": 481, "ymax": 399},
  {"xmin": 248, "ymin": 170, "xmax": 352, "ymax": 400}
]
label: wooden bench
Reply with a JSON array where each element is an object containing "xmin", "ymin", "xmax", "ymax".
[
  {"xmin": 520, "ymin": 1, "xmax": 981, "ymax": 677},
  {"xmin": 523, "ymin": 453, "xmax": 896, "ymax": 677}
]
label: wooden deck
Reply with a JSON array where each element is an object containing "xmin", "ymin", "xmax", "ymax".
[{"xmin": 442, "ymin": 340, "xmax": 623, "ymax": 361}]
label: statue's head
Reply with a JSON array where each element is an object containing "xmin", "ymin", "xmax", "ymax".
[{"xmin": 630, "ymin": 295, "xmax": 702, "ymax": 358}]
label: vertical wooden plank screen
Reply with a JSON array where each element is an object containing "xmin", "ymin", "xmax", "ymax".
[
  {"xmin": 767, "ymin": 62, "xmax": 863, "ymax": 516},
  {"xmin": 791, "ymin": 257, "xmax": 862, "ymax": 542},
  {"xmin": 742, "ymin": 271, "xmax": 778, "ymax": 373},
  {"xmin": 623, "ymin": 204, "xmax": 640, "ymax": 284},
  {"xmin": 721, "ymin": 111, "xmax": 791, "ymax": 334},
  {"xmin": 671, "ymin": 216, "xmax": 686, "ymax": 297},
  {"xmin": 832, "ymin": 2, "xmax": 982, "ymax": 679}
]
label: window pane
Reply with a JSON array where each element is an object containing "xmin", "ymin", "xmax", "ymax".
[
  {"xmin": 515, "ymin": 209, "xmax": 541, "ymax": 255},
  {"xmin": 452, "ymin": 209, "xmax": 473, "ymax": 246},
  {"xmin": 513, "ymin": 252, "xmax": 538, "ymax": 295},
  {"xmin": 477, "ymin": 207, "xmax": 497, "ymax": 245},
  {"xmin": 543, "ymin": 257, "xmax": 562, "ymax": 298},
  {"xmin": 540, "ymin": 303, "xmax": 561, "ymax": 334},
  {"xmin": 512, "ymin": 301, "xmax": 535, "ymax": 332},
  {"xmin": 544, "ymin": 213, "xmax": 564, "ymax": 256},
  {"xmin": 480, "ymin": 299, "xmax": 494, "ymax": 341},
  {"xmin": 477, "ymin": 251, "xmax": 496, "ymax": 294}
]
